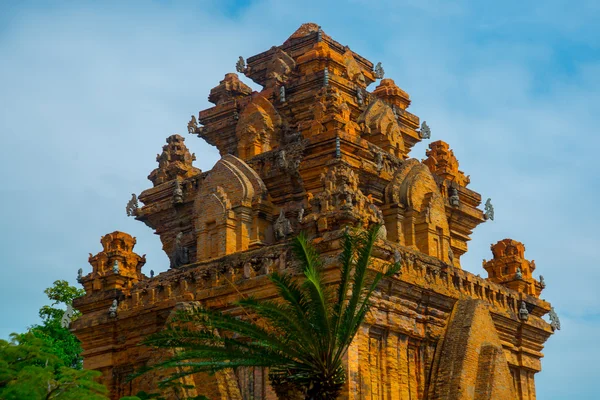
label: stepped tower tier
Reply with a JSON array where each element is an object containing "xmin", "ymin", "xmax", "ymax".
[
  {"xmin": 483, "ymin": 238, "xmax": 544, "ymax": 297},
  {"xmin": 72, "ymin": 23, "xmax": 555, "ymax": 400}
]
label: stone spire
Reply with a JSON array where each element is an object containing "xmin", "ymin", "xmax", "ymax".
[
  {"xmin": 148, "ymin": 134, "xmax": 201, "ymax": 186},
  {"xmin": 372, "ymin": 78, "xmax": 411, "ymax": 110},
  {"xmin": 483, "ymin": 238, "xmax": 543, "ymax": 297},
  {"xmin": 81, "ymin": 231, "xmax": 147, "ymax": 293},
  {"xmin": 423, "ymin": 140, "xmax": 470, "ymax": 187}
]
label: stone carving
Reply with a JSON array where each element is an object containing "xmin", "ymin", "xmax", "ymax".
[
  {"xmin": 356, "ymin": 87, "xmax": 364, "ymax": 105},
  {"xmin": 484, "ymin": 198, "xmax": 494, "ymax": 221},
  {"xmin": 374, "ymin": 62, "xmax": 385, "ymax": 79},
  {"xmin": 172, "ymin": 180, "xmax": 184, "ymax": 205},
  {"xmin": 236, "ymin": 56, "xmax": 245, "ymax": 73},
  {"xmin": 515, "ymin": 267, "xmax": 523, "ymax": 280},
  {"xmin": 368, "ymin": 203, "xmax": 386, "ymax": 239},
  {"xmin": 540, "ymin": 275, "xmax": 546, "ymax": 289},
  {"xmin": 279, "ymin": 85, "xmax": 286, "ymax": 103},
  {"xmin": 170, "ymin": 232, "xmax": 189, "ymax": 268},
  {"xmin": 276, "ymin": 150, "xmax": 301, "ymax": 178},
  {"xmin": 424, "ymin": 201, "xmax": 432, "ymax": 223},
  {"xmin": 109, "ymin": 299, "xmax": 118, "ymax": 318},
  {"xmin": 393, "ymin": 249, "xmax": 402, "ymax": 265},
  {"xmin": 187, "ymin": 115, "xmax": 200, "ymax": 134},
  {"xmin": 125, "ymin": 194, "xmax": 139, "ymax": 217},
  {"xmin": 60, "ymin": 304, "xmax": 74, "ymax": 328},
  {"xmin": 420, "ymin": 121, "xmax": 431, "ymax": 139},
  {"xmin": 518, "ymin": 301, "xmax": 529, "ymax": 321},
  {"xmin": 274, "ymin": 210, "xmax": 293, "ymax": 241},
  {"xmin": 335, "ymin": 136, "xmax": 341, "ymax": 158},
  {"xmin": 297, "ymin": 207, "xmax": 305, "ymax": 224},
  {"xmin": 448, "ymin": 246, "xmax": 455, "ymax": 264},
  {"xmin": 449, "ymin": 185, "xmax": 460, "ymax": 207},
  {"xmin": 549, "ymin": 307, "xmax": 561, "ymax": 331},
  {"xmin": 317, "ymin": 26, "xmax": 322, "ymax": 42},
  {"xmin": 77, "ymin": 268, "xmax": 83, "ymax": 283},
  {"xmin": 375, "ymin": 151, "xmax": 383, "ymax": 173},
  {"xmin": 150, "ymin": 270, "xmax": 154, "ymax": 278},
  {"xmin": 323, "ymin": 68, "xmax": 329, "ymax": 87},
  {"xmin": 112, "ymin": 260, "xmax": 120, "ymax": 274}
]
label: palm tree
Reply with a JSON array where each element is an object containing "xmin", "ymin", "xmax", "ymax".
[{"xmin": 136, "ymin": 225, "xmax": 400, "ymax": 400}]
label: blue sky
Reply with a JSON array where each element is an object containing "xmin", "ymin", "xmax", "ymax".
[{"xmin": 0, "ymin": 0, "xmax": 598, "ymax": 398}]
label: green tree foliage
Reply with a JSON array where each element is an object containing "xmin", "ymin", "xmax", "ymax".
[
  {"xmin": 0, "ymin": 333, "xmax": 108, "ymax": 399},
  {"xmin": 135, "ymin": 225, "xmax": 399, "ymax": 400},
  {"xmin": 29, "ymin": 280, "xmax": 85, "ymax": 369}
]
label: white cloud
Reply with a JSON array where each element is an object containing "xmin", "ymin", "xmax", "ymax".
[{"xmin": 0, "ymin": 0, "xmax": 596, "ymax": 397}]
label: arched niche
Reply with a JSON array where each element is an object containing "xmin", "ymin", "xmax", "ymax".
[
  {"xmin": 358, "ymin": 99, "xmax": 406, "ymax": 158},
  {"xmin": 383, "ymin": 161, "xmax": 452, "ymax": 263},
  {"xmin": 235, "ymin": 95, "xmax": 281, "ymax": 160},
  {"xmin": 195, "ymin": 155, "xmax": 273, "ymax": 261}
]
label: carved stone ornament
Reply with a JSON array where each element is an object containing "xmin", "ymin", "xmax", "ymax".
[
  {"xmin": 484, "ymin": 198, "xmax": 494, "ymax": 221},
  {"xmin": 518, "ymin": 301, "xmax": 529, "ymax": 321},
  {"xmin": 449, "ymin": 185, "xmax": 460, "ymax": 207},
  {"xmin": 375, "ymin": 151, "xmax": 383, "ymax": 173},
  {"xmin": 187, "ymin": 115, "xmax": 201, "ymax": 135},
  {"xmin": 540, "ymin": 275, "xmax": 546, "ymax": 289},
  {"xmin": 515, "ymin": 267, "xmax": 523, "ymax": 280},
  {"xmin": 274, "ymin": 210, "xmax": 293, "ymax": 240},
  {"xmin": 60, "ymin": 304, "xmax": 74, "ymax": 328},
  {"xmin": 393, "ymin": 249, "xmax": 402, "ymax": 265},
  {"xmin": 549, "ymin": 307, "xmax": 561, "ymax": 331},
  {"xmin": 323, "ymin": 68, "xmax": 329, "ymax": 87},
  {"xmin": 170, "ymin": 232, "xmax": 190, "ymax": 268},
  {"xmin": 172, "ymin": 180, "xmax": 184, "ymax": 205},
  {"xmin": 112, "ymin": 260, "xmax": 120, "ymax": 274},
  {"xmin": 420, "ymin": 121, "xmax": 431, "ymax": 139},
  {"xmin": 236, "ymin": 56, "xmax": 245, "ymax": 73},
  {"xmin": 125, "ymin": 193, "xmax": 139, "ymax": 217},
  {"xmin": 108, "ymin": 299, "xmax": 118, "ymax": 318},
  {"xmin": 374, "ymin": 62, "xmax": 385, "ymax": 79},
  {"xmin": 356, "ymin": 87, "xmax": 364, "ymax": 105},
  {"xmin": 150, "ymin": 269, "xmax": 155, "ymax": 278},
  {"xmin": 77, "ymin": 268, "xmax": 83, "ymax": 283},
  {"xmin": 280, "ymin": 85, "xmax": 286, "ymax": 103}
]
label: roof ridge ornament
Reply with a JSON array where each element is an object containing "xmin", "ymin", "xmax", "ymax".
[
  {"xmin": 419, "ymin": 121, "xmax": 431, "ymax": 139},
  {"xmin": 484, "ymin": 198, "xmax": 494, "ymax": 221},
  {"xmin": 236, "ymin": 56, "xmax": 246, "ymax": 73},
  {"xmin": 374, "ymin": 62, "xmax": 385, "ymax": 79}
]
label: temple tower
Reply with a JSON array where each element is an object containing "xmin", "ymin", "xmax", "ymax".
[{"xmin": 71, "ymin": 23, "xmax": 556, "ymax": 400}]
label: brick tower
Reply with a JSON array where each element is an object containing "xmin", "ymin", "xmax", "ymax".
[{"xmin": 72, "ymin": 23, "xmax": 556, "ymax": 399}]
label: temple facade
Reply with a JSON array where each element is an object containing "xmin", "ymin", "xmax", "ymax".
[{"xmin": 72, "ymin": 23, "xmax": 556, "ymax": 400}]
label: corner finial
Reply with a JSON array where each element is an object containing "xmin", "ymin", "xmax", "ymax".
[
  {"xmin": 484, "ymin": 198, "xmax": 494, "ymax": 221},
  {"xmin": 236, "ymin": 56, "xmax": 246, "ymax": 73},
  {"xmin": 126, "ymin": 193, "xmax": 139, "ymax": 217},
  {"xmin": 419, "ymin": 121, "xmax": 431, "ymax": 139},
  {"xmin": 374, "ymin": 62, "xmax": 385, "ymax": 79}
]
